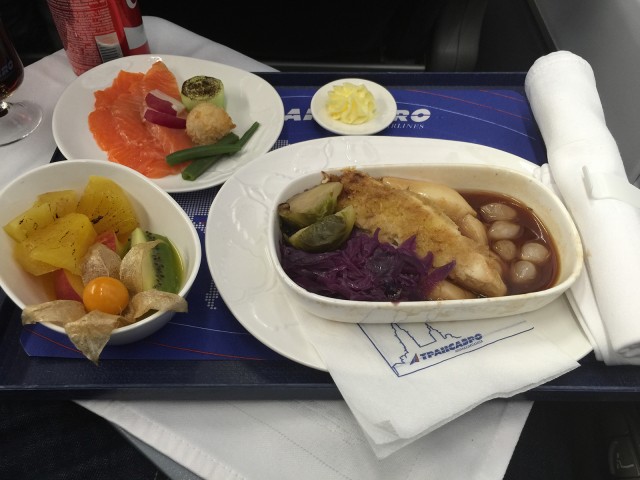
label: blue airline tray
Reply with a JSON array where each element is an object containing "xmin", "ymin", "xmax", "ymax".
[{"xmin": 0, "ymin": 71, "xmax": 636, "ymax": 399}]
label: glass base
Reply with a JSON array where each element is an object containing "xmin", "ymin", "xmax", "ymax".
[{"xmin": 0, "ymin": 100, "xmax": 43, "ymax": 146}]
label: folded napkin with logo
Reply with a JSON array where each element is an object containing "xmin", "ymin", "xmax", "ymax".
[
  {"xmin": 525, "ymin": 51, "xmax": 640, "ymax": 365},
  {"xmin": 300, "ymin": 306, "xmax": 580, "ymax": 458}
]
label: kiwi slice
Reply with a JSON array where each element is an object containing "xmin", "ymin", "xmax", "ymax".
[
  {"xmin": 130, "ymin": 227, "xmax": 183, "ymax": 293},
  {"xmin": 181, "ymin": 75, "xmax": 226, "ymax": 111}
]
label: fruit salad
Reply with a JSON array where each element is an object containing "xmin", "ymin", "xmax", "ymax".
[{"xmin": 3, "ymin": 175, "xmax": 187, "ymax": 363}]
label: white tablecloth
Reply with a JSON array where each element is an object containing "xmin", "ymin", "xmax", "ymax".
[{"xmin": 2, "ymin": 16, "xmax": 534, "ymax": 479}]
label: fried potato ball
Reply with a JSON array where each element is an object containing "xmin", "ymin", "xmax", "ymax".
[{"xmin": 185, "ymin": 103, "xmax": 236, "ymax": 145}]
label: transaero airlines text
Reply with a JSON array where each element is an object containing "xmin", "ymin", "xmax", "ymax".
[
  {"xmin": 285, "ymin": 108, "xmax": 432, "ymax": 129},
  {"xmin": 420, "ymin": 333, "xmax": 483, "ymax": 360}
]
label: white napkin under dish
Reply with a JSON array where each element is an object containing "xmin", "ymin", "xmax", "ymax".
[
  {"xmin": 525, "ymin": 51, "xmax": 640, "ymax": 365},
  {"xmin": 300, "ymin": 308, "xmax": 579, "ymax": 458}
]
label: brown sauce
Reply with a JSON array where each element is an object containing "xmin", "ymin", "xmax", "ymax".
[{"xmin": 461, "ymin": 191, "xmax": 559, "ymax": 296}]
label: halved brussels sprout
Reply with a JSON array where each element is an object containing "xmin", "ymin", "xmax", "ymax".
[
  {"xmin": 278, "ymin": 181, "xmax": 343, "ymax": 229},
  {"xmin": 285, "ymin": 205, "xmax": 355, "ymax": 252}
]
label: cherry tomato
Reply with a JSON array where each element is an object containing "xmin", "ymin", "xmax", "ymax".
[{"xmin": 83, "ymin": 276, "xmax": 130, "ymax": 315}]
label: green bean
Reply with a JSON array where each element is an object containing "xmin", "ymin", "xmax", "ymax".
[
  {"xmin": 181, "ymin": 154, "xmax": 226, "ymax": 181},
  {"xmin": 166, "ymin": 133, "xmax": 240, "ymax": 165},
  {"xmin": 181, "ymin": 122, "xmax": 261, "ymax": 181},
  {"xmin": 235, "ymin": 121, "xmax": 261, "ymax": 148}
]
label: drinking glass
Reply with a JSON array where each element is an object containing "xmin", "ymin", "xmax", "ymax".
[{"xmin": 0, "ymin": 18, "xmax": 42, "ymax": 146}]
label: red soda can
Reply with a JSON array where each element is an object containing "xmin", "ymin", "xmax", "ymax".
[
  {"xmin": 106, "ymin": 0, "xmax": 150, "ymax": 56},
  {"xmin": 46, "ymin": 0, "xmax": 151, "ymax": 76}
]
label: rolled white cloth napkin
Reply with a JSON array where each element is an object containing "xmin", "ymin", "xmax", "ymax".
[
  {"xmin": 525, "ymin": 51, "xmax": 640, "ymax": 364},
  {"xmin": 300, "ymin": 304, "xmax": 580, "ymax": 458}
]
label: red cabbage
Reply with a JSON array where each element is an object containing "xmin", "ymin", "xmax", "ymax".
[{"xmin": 280, "ymin": 229, "xmax": 455, "ymax": 302}]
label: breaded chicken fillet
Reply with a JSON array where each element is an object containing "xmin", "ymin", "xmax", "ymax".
[{"xmin": 332, "ymin": 169, "xmax": 507, "ymax": 297}]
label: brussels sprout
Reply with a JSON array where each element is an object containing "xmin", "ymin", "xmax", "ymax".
[
  {"xmin": 278, "ymin": 182, "xmax": 343, "ymax": 229},
  {"xmin": 286, "ymin": 205, "xmax": 355, "ymax": 252}
]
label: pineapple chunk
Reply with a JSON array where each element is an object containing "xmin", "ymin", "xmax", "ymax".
[
  {"xmin": 34, "ymin": 189, "xmax": 78, "ymax": 213},
  {"xmin": 76, "ymin": 176, "xmax": 138, "ymax": 237},
  {"xmin": 16, "ymin": 213, "xmax": 97, "ymax": 276},
  {"xmin": 3, "ymin": 189, "xmax": 78, "ymax": 242},
  {"xmin": 13, "ymin": 239, "xmax": 59, "ymax": 276}
]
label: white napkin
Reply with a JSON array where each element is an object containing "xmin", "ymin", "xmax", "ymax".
[
  {"xmin": 525, "ymin": 51, "xmax": 640, "ymax": 365},
  {"xmin": 300, "ymin": 307, "xmax": 579, "ymax": 458},
  {"xmin": 77, "ymin": 397, "xmax": 533, "ymax": 480}
]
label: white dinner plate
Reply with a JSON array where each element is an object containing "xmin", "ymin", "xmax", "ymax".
[
  {"xmin": 206, "ymin": 136, "xmax": 592, "ymax": 370},
  {"xmin": 310, "ymin": 78, "xmax": 397, "ymax": 135},
  {"xmin": 52, "ymin": 54, "xmax": 284, "ymax": 193}
]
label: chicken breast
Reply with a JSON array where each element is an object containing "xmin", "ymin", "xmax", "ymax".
[
  {"xmin": 332, "ymin": 169, "xmax": 507, "ymax": 297},
  {"xmin": 382, "ymin": 176, "xmax": 489, "ymax": 246}
]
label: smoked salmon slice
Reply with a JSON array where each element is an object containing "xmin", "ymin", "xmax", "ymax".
[{"xmin": 88, "ymin": 61, "xmax": 193, "ymax": 179}]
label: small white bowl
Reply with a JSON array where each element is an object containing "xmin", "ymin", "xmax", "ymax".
[
  {"xmin": 0, "ymin": 160, "xmax": 201, "ymax": 344},
  {"xmin": 310, "ymin": 78, "xmax": 397, "ymax": 135},
  {"xmin": 268, "ymin": 163, "xmax": 583, "ymax": 323}
]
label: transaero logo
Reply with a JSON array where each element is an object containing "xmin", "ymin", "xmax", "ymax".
[
  {"xmin": 284, "ymin": 107, "xmax": 431, "ymax": 130},
  {"xmin": 410, "ymin": 332, "xmax": 483, "ymax": 364},
  {"xmin": 358, "ymin": 321, "xmax": 533, "ymax": 377}
]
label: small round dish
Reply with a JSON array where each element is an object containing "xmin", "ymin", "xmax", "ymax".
[
  {"xmin": 310, "ymin": 78, "xmax": 397, "ymax": 135},
  {"xmin": 0, "ymin": 160, "xmax": 202, "ymax": 346}
]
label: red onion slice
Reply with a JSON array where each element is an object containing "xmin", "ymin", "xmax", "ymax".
[
  {"xmin": 143, "ymin": 107, "xmax": 187, "ymax": 129},
  {"xmin": 144, "ymin": 89, "xmax": 186, "ymax": 116}
]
